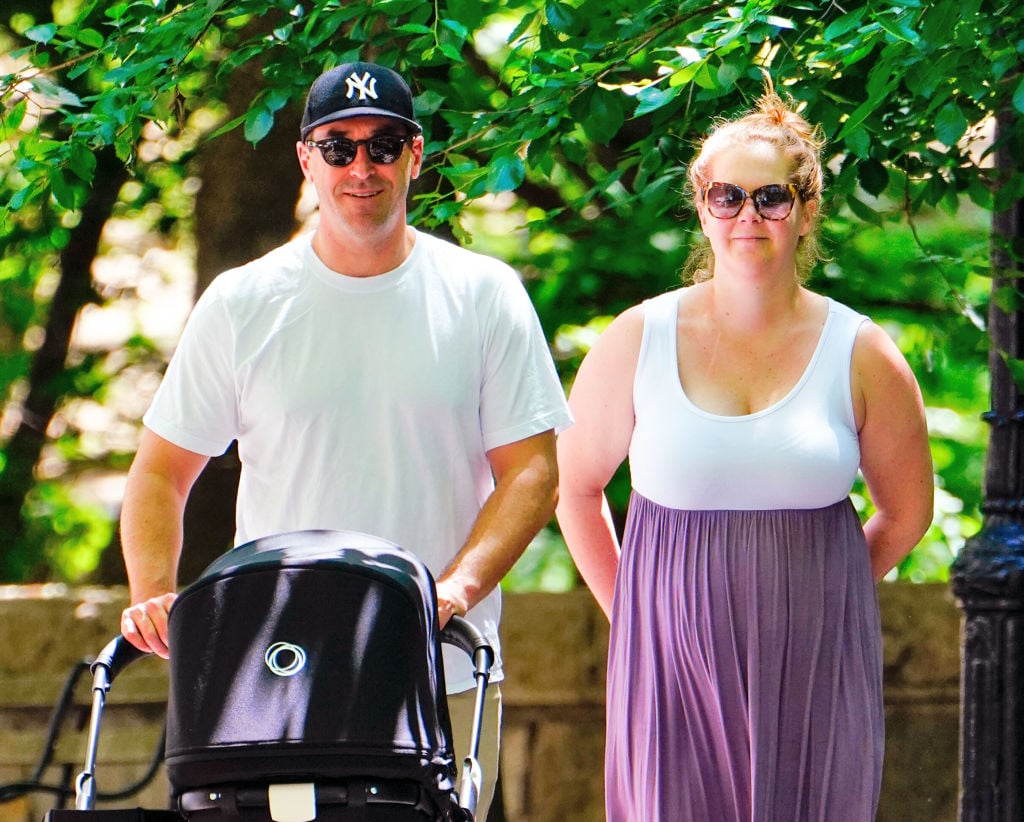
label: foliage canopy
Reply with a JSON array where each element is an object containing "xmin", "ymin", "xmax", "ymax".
[{"xmin": 1, "ymin": 0, "xmax": 1022, "ymax": 582}]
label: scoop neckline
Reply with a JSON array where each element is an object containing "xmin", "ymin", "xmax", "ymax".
[{"xmin": 669, "ymin": 294, "xmax": 835, "ymax": 422}]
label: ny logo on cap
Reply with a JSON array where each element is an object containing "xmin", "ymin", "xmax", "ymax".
[{"xmin": 345, "ymin": 71, "xmax": 379, "ymax": 102}]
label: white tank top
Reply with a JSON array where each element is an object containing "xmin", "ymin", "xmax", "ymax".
[{"xmin": 628, "ymin": 289, "xmax": 866, "ymax": 511}]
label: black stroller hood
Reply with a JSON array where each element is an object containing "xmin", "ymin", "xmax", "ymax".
[{"xmin": 163, "ymin": 530, "xmax": 457, "ymax": 800}]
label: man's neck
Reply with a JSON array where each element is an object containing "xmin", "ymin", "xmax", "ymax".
[{"xmin": 311, "ymin": 222, "xmax": 416, "ymax": 278}]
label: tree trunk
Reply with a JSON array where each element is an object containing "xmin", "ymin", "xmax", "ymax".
[{"xmin": 0, "ymin": 148, "xmax": 127, "ymax": 581}]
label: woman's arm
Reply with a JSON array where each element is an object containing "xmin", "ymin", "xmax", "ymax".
[
  {"xmin": 852, "ymin": 321, "xmax": 934, "ymax": 580},
  {"xmin": 556, "ymin": 306, "xmax": 645, "ymax": 619}
]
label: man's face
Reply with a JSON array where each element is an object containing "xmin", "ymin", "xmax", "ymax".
[{"xmin": 297, "ymin": 115, "xmax": 424, "ymax": 238}]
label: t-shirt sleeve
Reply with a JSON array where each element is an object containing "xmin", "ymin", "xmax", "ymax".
[
  {"xmin": 478, "ymin": 272, "xmax": 573, "ymax": 452},
  {"xmin": 142, "ymin": 284, "xmax": 240, "ymax": 457}
]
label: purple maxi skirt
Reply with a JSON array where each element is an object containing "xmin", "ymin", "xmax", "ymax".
[{"xmin": 605, "ymin": 493, "xmax": 884, "ymax": 822}]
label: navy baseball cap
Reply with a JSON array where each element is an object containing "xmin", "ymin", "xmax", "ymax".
[{"xmin": 300, "ymin": 62, "xmax": 422, "ymax": 139}]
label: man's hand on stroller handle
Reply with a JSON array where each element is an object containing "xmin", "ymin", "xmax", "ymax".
[
  {"xmin": 121, "ymin": 592, "xmax": 178, "ymax": 658},
  {"xmin": 435, "ymin": 578, "xmax": 470, "ymax": 629}
]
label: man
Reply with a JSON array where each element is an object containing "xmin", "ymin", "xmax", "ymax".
[{"xmin": 119, "ymin": 61, "xmax": 572, "ymax": 820}]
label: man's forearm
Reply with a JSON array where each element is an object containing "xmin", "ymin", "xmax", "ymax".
[
  {"xmin": 436, "ymin": 431, "xmax": 558, "ymax": 619},
  {"xmin": 121, "ymin": 470, "xmax": 187, "ymax": 602},
  {"xmin": 119, "ymin": 431, "xmax": 208, "ymax": 657}
]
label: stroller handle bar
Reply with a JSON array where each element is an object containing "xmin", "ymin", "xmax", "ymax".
[
  {"xmin": 92, "ymin": 635, "xmax": 150, "ymax": 682},
  {"xmin": 441, "ymin": 616, "xmax": 493, "ymax": 820},
  {"xmin": 440, "ymin": 615, "xmax": 494, "ymax": 678},
  {"xmin": 92, "ymin": 615, "xmax": 495, "ymax": 686},
  {"xmin": 74, "ymin": 636, "xmax": 150, "ymax": 810}
]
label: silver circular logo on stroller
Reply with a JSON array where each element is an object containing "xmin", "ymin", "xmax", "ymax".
[{"xmin": 264, "ymin": 642, "xmax": 307, "ymax": 677}]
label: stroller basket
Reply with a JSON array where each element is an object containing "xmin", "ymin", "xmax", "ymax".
[{"xmin": 53, "ymin": 530, "xmax": 493, "ymax": 822}]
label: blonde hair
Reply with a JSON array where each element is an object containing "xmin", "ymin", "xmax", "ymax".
[{"xmin": 683, "ymin": 84, "xmax": 827, "ymax": 283}]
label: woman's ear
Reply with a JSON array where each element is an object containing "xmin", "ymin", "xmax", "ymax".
[
  {"xmin": 799, "ymin": 196, "xmax": 818, "ymax": 236},
  {"xmin": 696, "ymin": 202, "xmax": 710, "ymax": 236}
]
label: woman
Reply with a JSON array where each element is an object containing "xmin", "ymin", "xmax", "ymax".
[{"xmin": 555, "ymin": 89, "xmax": 933, "ymax": 821}]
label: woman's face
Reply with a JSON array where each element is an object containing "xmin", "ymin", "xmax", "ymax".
[{"xmin": 697, "ymin": 140, "xmax": 815, "ymax": 276}]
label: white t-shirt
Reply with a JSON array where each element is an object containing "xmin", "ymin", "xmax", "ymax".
[
  {"xmin": 144, "ymin": 229, "xmax": 572, "ymax": 691},
  {"xmin": 629, "ymin": 289, "xmax": 865, "ymax": 510}
]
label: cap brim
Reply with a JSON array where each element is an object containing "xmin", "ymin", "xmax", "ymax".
[{"xmin": 301, "ymin": 107, "xmax": 422, "ymax": 138}]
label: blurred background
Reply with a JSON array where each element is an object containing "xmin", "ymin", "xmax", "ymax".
[{"xmin": 2, "ymin": 0, "xmax": 1017, "ymax": 591}]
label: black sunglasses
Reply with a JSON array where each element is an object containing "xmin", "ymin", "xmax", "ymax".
[
  {"xmin": 305, "ymin": 134, "xmax": 411, "ymax": 167},
  {"xmin": 702, "ymin": 181, "xmax": 800, "ymax": 220}
]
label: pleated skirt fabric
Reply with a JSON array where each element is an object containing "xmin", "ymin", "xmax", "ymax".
[{"xmin": 605, "ymin": 493, "xmax": 884, "ymax": 822}]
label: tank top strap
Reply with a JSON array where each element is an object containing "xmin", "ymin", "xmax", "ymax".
[
  {"xmin": 634, "ymin": 289, "xmax": 682, "ymax": 409},
  {"xmin": 806, "ymin": 299, "xmax": 868, "ymax": 431}
]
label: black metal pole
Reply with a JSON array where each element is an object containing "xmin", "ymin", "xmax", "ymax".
[{"xmin": 951, "ymin": 105, "xmax": 1024, "ymax": 822}]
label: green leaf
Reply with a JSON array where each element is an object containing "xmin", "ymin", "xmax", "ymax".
[
  {"xmin": 208, "ymin": 112, "xmax": 247, "ymax": 140},
  {"xmin": 67, "ymin": 143, "xmax": 98, "ymax": 183},
  {"xmin": 573, "ymin": 87, "xmax": 624, "ymax": 144},
  {"xmin": 1014, "ymin": 75, "xmax": 1024, "ymax": 116},
  {"xmin": 765, "ymin": 15, "xmax": 794, "ymax": 31},
  {"xmin": 50, "ymin": 172, "xmax": 79, "ymax": 211},
  {"xmin": 428, "ymin": 197, "xmax": 463, "ymax": 220},
  {"xmin": 439, "ymin": 43, "xmax": 463, "ymax": 63},
  {"xmin": 845, "ymin": 194, "xmax": 885, "ymax": 227},
  {"xmin": 875, "ymin": 9, "xmax": 920, "ymax": 44},
  {"xmin": 692, "ymin": 61, "xmax": 717, "ymax": 91},
  {"xmin": 244, "ymin": 107, "xmax": 275, "ymax": 143},
  {"xmin": 441, "ymin": 0, "xmax": 484, "ymax": 30},
  {"xmin": 415, "ymin": 90, "xmax": 445, "ymax": 116},
  {"xmin": 545, "ymin": 1, "xmax": 576, "ymax": 35},
  {"xmin": 994, "ymin": 171, "xmax": 1024, "ymax": 212},
  {"xmin": 75, "ymin": 28, "xmax": 106, "ymax": 49},
  {"xmin": 935, "ymin": 103, "xmax": 968, "ymax": 148},
  {"xmin": 484, "ymin": 153, "xmax": 525, "ymax": 193},
  {"xmin": 836, "ymin": 78, "xmax": 896, "ymax": 142},
  {"xmin": 857, "ymin": 159, "xmax": 889, "ymax": 197},
  {"xmin": 9, "ymin": 178, "xmax": 46, "ymax": 212},
  {"xmin": 4, "ymin": 99, "xmax": 28, "ymax": 130},
  {"xmin": 640, "ymin": 174, "xmax": 679, "ymax": 213},
  {"xmin": 634, "ymin": 84, "xmax": 681, "ymax": 117},
  {"xmin": 440, "ymin": 18, "xmax": 470, "ymax": 40},
  {"xmin": 823, "ymin": 9, "xmax": 864, "ymax": 41},
  {"xmin": 717, "ymin": 60, "xmax": 742, "ymax": 90},
  {"xmin": 844, "ymin": 127, "xmax": 871, "ymax": 160},
  {"xmin": 27, "ymin": 76, "xmax": 82, "ymax": 109},
  {"xmin": 507, "ymin": 10, "xmax": 538, "ymax": 43},
  {"xmin": 263, "ymin": 88, "xmax": 291, "ymax": 113},
  {"xmin": 24, "ymin": 24, "xmax": 58, "ymax": 44},
  {"xmin": 919, "ymin": 3, "xmax": 961, "ymax": 47}
]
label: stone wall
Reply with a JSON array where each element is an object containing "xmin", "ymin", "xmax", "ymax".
[{"xmin": 0, "ymin": 585, "xmax": 959, "ymax": 822}]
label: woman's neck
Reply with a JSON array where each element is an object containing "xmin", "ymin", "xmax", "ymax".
[{"xmin": 704, "ymin": 273, "xmax": 806, "ymax": 334}]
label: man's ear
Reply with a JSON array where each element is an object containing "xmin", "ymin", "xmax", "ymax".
[
  {"xmin": 296, "ymin": 141, "xmax": 314, "ymax": 182},
  {"xmin": 409, "ymin": 134, "xmax": 425, "ymax": 181}
]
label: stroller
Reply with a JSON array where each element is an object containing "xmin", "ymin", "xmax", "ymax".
[{"xmin": 48, "ymin": 530, "xmax": 494, "ymax": 822}]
